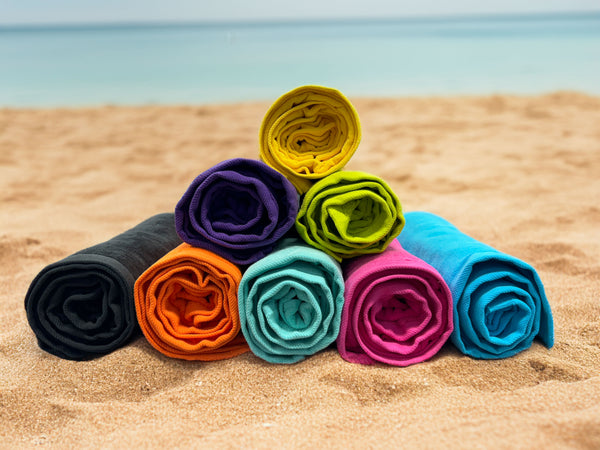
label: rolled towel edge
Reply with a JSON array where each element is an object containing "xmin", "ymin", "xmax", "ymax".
[{"xmin": 25, "ymin": 253, "xmax": 137, "ymax": 360}]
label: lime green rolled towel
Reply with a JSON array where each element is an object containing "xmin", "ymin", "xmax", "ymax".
[
  {"xmin": 259, "ymin": 85, "xmax": 361, "ymax": 194},
  {"xmin": 295, "ymin": 171, "xmax": 405, "ymax": 261}
]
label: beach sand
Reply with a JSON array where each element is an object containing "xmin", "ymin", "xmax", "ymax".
[{"xmin": 1, "ymin": 93, "xmax": 599, "ymax": 448}]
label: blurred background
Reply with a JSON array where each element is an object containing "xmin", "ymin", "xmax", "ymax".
[{"xmin": 1, "ymin": 0, "xmax": 599, "ymax": 106}]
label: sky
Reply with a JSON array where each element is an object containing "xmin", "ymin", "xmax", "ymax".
[{"xmin": 1, "ymin": 0, "xmax": 600, "ymax": 25}]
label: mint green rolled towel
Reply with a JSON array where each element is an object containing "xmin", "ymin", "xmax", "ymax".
[
  {"xmin": 295, "ymin": 171, "xmax": 405, "ymax": 261},
  {"xmin": 238, "ymin": 239, "xmax": 345, "ymax": 364}
]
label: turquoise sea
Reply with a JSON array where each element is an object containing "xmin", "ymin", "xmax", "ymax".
[{"xmin": 1, "ymin": 13, "xmax": 599, "ymax": 106}]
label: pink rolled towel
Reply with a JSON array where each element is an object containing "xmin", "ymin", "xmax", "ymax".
[{"xmin": 337, "ymin": 240, "xmax": 453, "ymax": 366}]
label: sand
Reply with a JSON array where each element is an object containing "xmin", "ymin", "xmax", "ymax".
[{"xmin": 1, "ymin": 93, "xmax": 599, "ymax": 449}]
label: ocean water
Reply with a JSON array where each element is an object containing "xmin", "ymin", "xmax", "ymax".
[{"xmin": 1, "ymin": 13, "xmax": 599, "ymax": 106}]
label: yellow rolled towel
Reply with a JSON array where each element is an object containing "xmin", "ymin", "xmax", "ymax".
[{"xmin": 259, "ymin": 85, "xmax": 361, "ymax": 194}]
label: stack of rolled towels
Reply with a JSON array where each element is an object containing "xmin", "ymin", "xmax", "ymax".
[{"xmin": 25, "ymin": 85, "xmax": 554, "ymax": 366}]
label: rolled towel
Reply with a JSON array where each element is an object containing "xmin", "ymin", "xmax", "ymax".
[
  {"xmin": 398, "ymin": 212, "xmax": 554, "ymax": 359},
  {"xmin": 175, "ymin": 158, "xmax": 298, "ymax": 266},
  {"xmin": 24, "ymin": 214, "xmax": 182, "ymax": 360},
  {"xmin": 295, "ymin": 171, "xmax": 405, "ymax": 261},
  {"xmin": 259, "ymin": 85, "xmax": 361, "ymax": 194},
  {"xmin": 338, "ymin": 240, "xmax": 453, "ymax": 366},
  {"xmin": 238, "ymin": 239, "xmax": 344, "ymax": 363},
  {"xmin": 134, "ymin": 243, "xmax": 249, "ymax": 361}
]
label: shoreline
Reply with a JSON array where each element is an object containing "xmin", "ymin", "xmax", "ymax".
[{"xmin": 2, "ymin": 90, "xmax": 599, "ymax": 111}]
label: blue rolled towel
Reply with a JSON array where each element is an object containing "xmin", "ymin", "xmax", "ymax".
[
  {"xmin": 238, "ymin": 239, "xmax": 345, "ymax": 364},
  {"xmin": 398, "ymin": 212, "xmax": 553, "ymax": 359}
]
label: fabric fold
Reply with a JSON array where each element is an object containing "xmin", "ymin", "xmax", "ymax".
[
  {"xmin": 238, "ymin": 239, "xmax": 345, "ymax": 363},
  {"xmin": 260, "ymin": 85, "xmax": 361, "ymax": 194},
  {"xmin": 295, "ymin": 171, "xmax": 405, "ymax": 261},
  {"xmin": 24, "ymin": 213, "xmax": 182, "ymax": 360},
  {"xmin": 398, "ymin": 211, "xmax": 554, "ymax": 359},
  {"xmin": 338, "ymin": 240, "xmax": 453, "ymax": 366},
  {"xmin": 174, "ymin": 158, "xmax": 299, "ymax": 265},
  {"xmin": 134, "ymin": 243, "xmax": 249, "ymax": 361}
]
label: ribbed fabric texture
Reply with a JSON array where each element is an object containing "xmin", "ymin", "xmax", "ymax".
[
  {"xmin": 338, "ymin": 240, "xmax": 453, "ymax": 366},
  {"xmin": 259, "ymin": 85, "xmax": 361, "ymax": 194},
  {"xmin": 174, "ymin": 158, "xmax": 299, "ymax": 266},
  {"xmin": 24, "ymin": 213, "xmax": 182, "ymax": 360},
  {"xmin": 238, "ymin": 239, "xmax": 345, "ymax": 364},
  {"xmin": 134, "ymin": 243, "xmax": 249, "ymax": 361},
  {"xmin": 295, "ymin": 171, "xmax": 405, "ymax": 261},
  {"xmin": 398, "ymin": 212, "xmax": 554, "ymax": 359}
]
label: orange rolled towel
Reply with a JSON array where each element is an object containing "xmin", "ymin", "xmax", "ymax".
[{"xmin": 134, "ymin": 243, "xmax": 249, "ymax": 360}]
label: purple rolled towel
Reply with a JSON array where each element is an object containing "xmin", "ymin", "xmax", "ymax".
[{"xmin": 175, "ymin": 158, "xmax": 299, "ymax": 265}]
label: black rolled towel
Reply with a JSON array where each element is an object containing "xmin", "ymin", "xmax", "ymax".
[{"xmin": 24, "ymin": 213, "xmax": 182, "ymax": 360}]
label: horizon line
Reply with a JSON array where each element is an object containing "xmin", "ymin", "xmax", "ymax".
[{"xmin": 1, "ymin": 9, "xmax": 599, "ymax": 31}]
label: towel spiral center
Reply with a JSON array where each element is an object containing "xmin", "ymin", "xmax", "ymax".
[
  {"xmin": 464, "ymin": 262, "xmax": 540, "ymax": 353},
  {"xmin": 47, "ymin": 270, "xmax": 122, "ymax": 333},
  {"xmin": 62, "ymin": 282, "xmax": 110, "ymax": 327}
]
